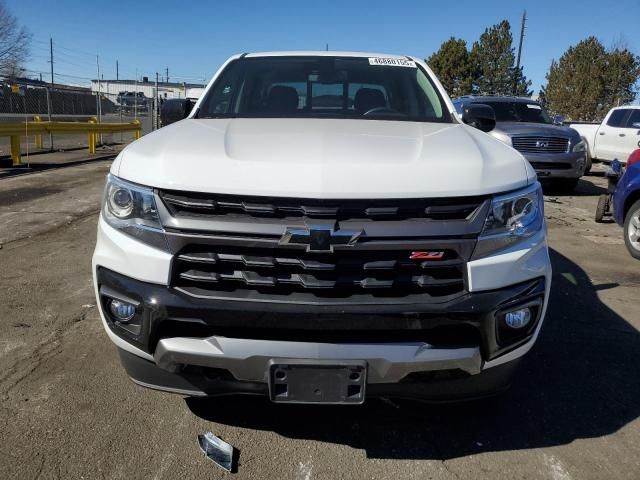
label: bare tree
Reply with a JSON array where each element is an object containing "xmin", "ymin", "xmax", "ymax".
[{"xmin": 0, "ymin": 1, "xmax": 30, "ymax": 78}]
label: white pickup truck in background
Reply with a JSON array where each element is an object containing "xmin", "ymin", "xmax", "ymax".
[{"xmin": 571, "ymin": 106, "xmax": 640, "ymax": 164}]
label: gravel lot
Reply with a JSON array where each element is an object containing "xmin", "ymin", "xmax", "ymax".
[{"xmin": 0, "ymin": 161, "xmax": 639, "ymax": 479}]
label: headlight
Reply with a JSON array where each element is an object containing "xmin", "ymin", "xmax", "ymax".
[
  {"xmin": 572, "ymin": 140, "xmax": 586, "ymax": 152},
  {"xmin": 473, "ymin": 182, "xmax": 544, "ymax": 258},
  {"xmin": 103, "ymin": 174, "xmax": 168, "ymax": 250}
]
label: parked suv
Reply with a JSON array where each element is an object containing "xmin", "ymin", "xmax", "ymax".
[
  {"xmin": 93, "ymin": 52, "xmax": 551, "ymax": 404},
  {"xmin": 116, "ymin": 91, "xmax": 147, "ymax": 111},
  {"xmin": 453, "ymin": 96, "xmax": 587, "ymax": 191}
]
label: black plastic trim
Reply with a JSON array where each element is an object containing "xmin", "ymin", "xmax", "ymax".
[{"xmin": 97, "ymin": 267, "xmax": 545, "ymax": 360}]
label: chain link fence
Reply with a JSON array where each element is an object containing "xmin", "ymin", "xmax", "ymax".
[{"xmin": 0, "ymin": 81, "xmax": 154, "ymax": 157}]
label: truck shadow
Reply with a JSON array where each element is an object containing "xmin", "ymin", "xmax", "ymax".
[
  {"xmin": 186, "ymin": 248, "xmax": 640, "ymax": 460},
  {"xmin": 542, "ymin": 178, "xmax": 607, "ymax": 197}
]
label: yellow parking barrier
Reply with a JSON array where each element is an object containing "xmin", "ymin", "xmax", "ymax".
[
  {"xmin": 1, "ymin": 118, "xmax": 142, "ymax": 166},
  {"xmin": 10, "ymin": 135, "xmax": 20, "ymax": 165},
  {"xmin": 88, "ymin": 117, "xmax": 97, "ymax": 154},
  {"xmin": 33, "ymin": 116, "xmax": 43, "ymax": 149}
]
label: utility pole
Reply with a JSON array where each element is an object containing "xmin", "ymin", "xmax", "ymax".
[
  {"xmin": 116, "ymin": 60, "xmax": 119, "ymax": 81},
  {"xmin": 49, "ymin": 37, "xmax": 54, "ymax": 86},
  {"xmin": 155, "ymin": 72, "xmax": 159, "ymax": 130},
  {"xmin": 96, "ymin": 55, "xmax": 101, "ymax": 120},
  {"xmin": 97, "ymin": 55, "xmax": 103, "ymax": 144},
  {"xmin": 513, "ymin": 10, "xmax": 527, "ymax": 95},
  {"xmin": 134, "ymin": 68, "xmax": 138, "ymax": 120},
  {"xmin": 47, "ymin": 37, "xmax": 54, "ymax": 149},
  {"xmin": 166, "ymin": 67, "xmax": 169, "ymax": 84}
]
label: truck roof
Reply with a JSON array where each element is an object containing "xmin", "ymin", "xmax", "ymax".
[{"xmin": 243, "ymin": 51, "xmax": 414, "ymax": 60}]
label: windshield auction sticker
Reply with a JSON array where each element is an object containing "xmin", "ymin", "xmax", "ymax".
[{"xmin": 368, "ymin": 57, "xmax": 416, "ymax": 68}]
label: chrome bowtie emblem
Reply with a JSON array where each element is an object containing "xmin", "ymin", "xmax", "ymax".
[
  {"xmin": 280, "ymin": 225, "xmax": 363, "ymax": 252},
  {"xmin": 535, "ymin": 140, "xmax": 550, "ymax": 148}
]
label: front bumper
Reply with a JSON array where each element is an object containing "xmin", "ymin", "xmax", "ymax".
[
  {"xmin": 119, "ymin": 347, "xmax": 521, "ymax": 402},
  {"xmin": 95, "ymin": 266, "xmax": 547, "ymax": 398},
  {"xmin": 523, "ymin": 151, "xmax": 586, "ymax": 179}
]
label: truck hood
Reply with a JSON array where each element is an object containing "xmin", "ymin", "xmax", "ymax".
[
  {"xmin": 492, "ymin": 122, "xmax": 581, "ymax": 139},
  {"xmin": 114, "ymin": 118, "xmax": 530, "ymax": 198}
]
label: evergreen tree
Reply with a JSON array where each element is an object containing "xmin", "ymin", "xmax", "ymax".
[
  {"xmin": 511, "ymin": 66, "xmax": 532, "ymax": 97},
  {"xmin": 603, "ymin": 47, "xmax": 640, "ymax": 110},
  {"xmin": 541, "ymin": 37, "xmax": 609, "ymax": 121},
  {"xmin": 426, "ymin": 37, "xmax": 473, "ymax": 97},
  {"xmin": 470, "ymin": 20, "xmax": 531, "ymax": 96}
]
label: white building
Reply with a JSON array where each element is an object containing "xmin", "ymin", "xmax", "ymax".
[{"xmin": 90, "ymin": 78, "xmax": 206, "ymax": 100}]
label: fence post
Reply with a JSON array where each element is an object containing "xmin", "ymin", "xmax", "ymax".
[
  {"xmin": 45, "ymin": 87, "xmax": 53, "ymax": 151},
  {"xmin": 34, "ymin": 116, "xmax": 43, "ymax": 149},
  {"xmin": 10, "ymin": 135, "xmax": 21, "ymax": 166},
  {"xmin": 88, "ymin": 117, "xmax": 97, "ymax": 154},
  {"xmin": 133, "ymin": 119, "xmax": 141, "ymax": 140}
]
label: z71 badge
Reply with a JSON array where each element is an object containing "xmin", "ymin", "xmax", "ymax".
[{"xmin": 409, "ymin": 251, "xmax": 445, "ymax": 260}]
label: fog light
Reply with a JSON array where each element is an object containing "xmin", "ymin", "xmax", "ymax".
[
  {"xmin": 109, "ymin": 299, "xmax": 136, "ymax": 322},
  {"xmin": 504, "ymin": 308, "xmax": 532, "ymax": 329}
]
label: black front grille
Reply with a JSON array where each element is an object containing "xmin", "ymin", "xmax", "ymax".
[
  {"xmin": 530, "ymin": 161, "xmax": 573, "ymax": 170},
  {"xmin": 172, "ymin": 245, "xmax": 466, "ymax": 299},
  {"xmin": 160, "ymin": 191, "xmax": 484, "ymax": 221},
  {"xmin": 511, "ymin": 136, "xmax": 570, "ymax": 154}
]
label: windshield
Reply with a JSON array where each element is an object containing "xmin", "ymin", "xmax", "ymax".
[
  {"xmin": 481, "ymin": 101, "xmax": 552, "ymax": 124},
  {"xmin": 196, "ymin": 56, "xmax": 451, "ymax": 123}
]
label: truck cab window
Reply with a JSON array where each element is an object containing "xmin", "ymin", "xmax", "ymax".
[
  {"xmin": 607, "ymin": 109, "xmax": 630, "ymax": 127},
  {"xmin": 625, "ymin": 109, "xmax": 640, "ymax": 128},
  {"xmin": 197, "ymin": 56, "xmax": 450, "ymax": 123}
]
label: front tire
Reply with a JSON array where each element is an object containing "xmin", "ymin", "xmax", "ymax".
[
  {"xmin": 624, "ymin": 200, "xmax": 640, "ymax": 260},
  {"xmin": 595, "ymin": 194, "xmax": 609, "ymax": 223},
  {"xmin": 583, "ymin": 143, "xmax": 592, "ymax": 175}
]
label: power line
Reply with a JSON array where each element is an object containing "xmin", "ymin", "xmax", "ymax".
[
  {"xmin": 32, "ymin": 36, "xmax": 96, "ymax": 58},
  {"xmin": 23, "ymin": 36, "xmax": 208, "ymax": 87},
  {"xmin": 55, "ymin": 72, "xmax": 94, "ymax": 80}
]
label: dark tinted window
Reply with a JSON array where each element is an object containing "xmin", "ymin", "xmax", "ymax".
[
  {"xmin": 197, "ymin": 56, "xmax": 450, "ymax": 123},
  {"xmin": 625, "ymin": 109, "xmax": 640, "ymax": 128},
  {"xmin": 607, "ymin": 109, "xmax": 629, "ymax": 127},
  {"xmin": 480, "ymin": 101, "xmax": 551, "ymax": 123}
]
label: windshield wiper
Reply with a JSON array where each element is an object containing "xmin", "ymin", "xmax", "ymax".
[{"xmin": 197, "ymin": 114, "xmax": 237, "ymax": 119}]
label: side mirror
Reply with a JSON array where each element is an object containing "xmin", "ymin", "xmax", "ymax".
[
  {"xmin": 461, "ymin": 104, "xmax": 496, "ymax": 132},
  {"xmin": 553, "ymin": 115, "xmax": 565, "ymax": 125},
  {"xmin": 160, "ymin": 99, "xmax": 194, "ymax": 127},
  {"xmin": 632, "ymin": 122, "xmax": 640, "ymax": 129}
]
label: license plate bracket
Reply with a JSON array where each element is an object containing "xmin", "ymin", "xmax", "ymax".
[{"xmin": 268, "ymin": 360, "xmax": 366, "ymax": 404}]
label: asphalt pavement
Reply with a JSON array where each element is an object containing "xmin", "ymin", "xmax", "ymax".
[{"xmin": 0, "ymin": 162, "xmax": 639, "ymax": 479}]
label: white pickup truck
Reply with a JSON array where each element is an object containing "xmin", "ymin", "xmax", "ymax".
[
  {"xmin": 571, "ymin": 106, "xmax": 640, "ymax": 164},
  {"xmin": 93, "ymin": 51, "xmax": 551, "ymax": 404}
]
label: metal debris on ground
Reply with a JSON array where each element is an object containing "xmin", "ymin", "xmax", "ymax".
[{"xmin": 197, "ymin": 432, "xmax": 235, "ymax": 472}]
